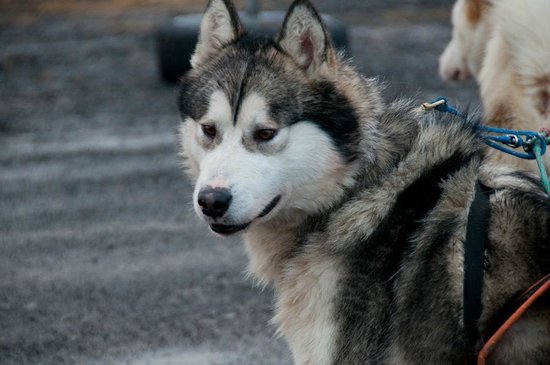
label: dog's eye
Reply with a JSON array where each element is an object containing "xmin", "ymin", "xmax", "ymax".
[
  {"xmin": 255, "ymin": 128, "xmax": 278, "ymax": 141},
  {"xmin": 201, "ymin": 124, "xmax": 217, "ymax": 138}
]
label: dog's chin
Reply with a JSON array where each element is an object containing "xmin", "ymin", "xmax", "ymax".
[
  {"xmin": 208, "ymin": 195, "xmax": 282, "ymax": 236},
  {"xmin": 209, "ymin": 222, "xmax": 250, "ymax": 236}
]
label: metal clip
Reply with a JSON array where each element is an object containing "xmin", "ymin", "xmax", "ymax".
[
  {"xmin": 420, "ymin": 99, "xmax": 446, "ymax": 112},
  {"xmin": 505, "ymin": 135, "xmax": 520, "ymax": 148}
]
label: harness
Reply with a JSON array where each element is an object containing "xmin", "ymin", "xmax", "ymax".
[
  {"xmin": 421, "ymin": 98, "xmax": 550, "ymax": 364},
  {"xmin": 464, "ymin": 185, "xmax": 550, "ymax": 365},
  {"xmin": 463, "ymin": 181, "xmax": 491, "ymax": 362}
]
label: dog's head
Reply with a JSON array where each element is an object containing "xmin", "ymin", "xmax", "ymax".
[
  {"xmin": 179, "ymin": 0, "xmax": 370, "ymax": 236},
  {"xmin": 438, "ymin": 0, "xmax": 493, "ymax": 82}
]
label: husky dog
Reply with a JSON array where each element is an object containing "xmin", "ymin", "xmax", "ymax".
[
  {"xmin": 439, "ymin": 0, "xmax": 550, "ymax": 173},
  {"xmin": 179, "ymin": 0, "xmax": 550, "ymax": 363}
]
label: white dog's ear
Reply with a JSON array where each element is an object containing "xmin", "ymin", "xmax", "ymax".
[
  {"xmin": 191, "ymin": 0, "xmax": 243, "ymax": 68},
  {"xmin": 467, "ymin": 0, "xmax": 493, "ymax": 22},
  {"xmin": 277, "ymin": 0, "xmax": 332, "ymax": 74}
]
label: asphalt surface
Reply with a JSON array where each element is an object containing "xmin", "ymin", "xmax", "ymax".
[{"xmin": 0, "ymin": 1, "xmax": 478, "ymax": 364}]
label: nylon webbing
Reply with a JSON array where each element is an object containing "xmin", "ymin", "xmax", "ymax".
[{"xmin": 464, "ymin": 180, "xmax": 491, "ymax": 358}]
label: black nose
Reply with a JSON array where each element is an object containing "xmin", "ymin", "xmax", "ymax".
[{"xmin": 197, "ymin": 187, "xmax": 232, "ymax": 218}]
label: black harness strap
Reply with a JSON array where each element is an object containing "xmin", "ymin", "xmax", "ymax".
[{"xmin": 464, "ymin": 180, "xmax": 491, "ymax": 358}]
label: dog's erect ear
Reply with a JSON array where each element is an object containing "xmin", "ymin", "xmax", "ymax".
[
  {"xmin": 277, "ymin": 0, "xmax": 332, "ymax": 73},
  {"xmin": 191, "ymin": 0, "xmax": 243, "ymax": 68},
  {"xmin": 466, "ymin": 0, "xmax": 492, "ymax": 23}
]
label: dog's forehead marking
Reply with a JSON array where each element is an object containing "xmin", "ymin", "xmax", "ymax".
[
  {"xmin": 232, "ymin": 72, "xmax": 246, "ymax": 126},
  {"xmin": 204, "ymin": 89, "xmax": 233, "ymax": 128},
  {"xmin": 204, "ymin": 89, "xmax": 270, "ymax": 130},
  {"xmin": 237, "ymin": 93, "xmax": 270, "ymax": 128}
]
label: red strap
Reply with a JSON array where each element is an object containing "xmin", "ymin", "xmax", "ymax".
[{"xmin": 477, "ymin": 273, "xmax": 550, "ymax": 365}]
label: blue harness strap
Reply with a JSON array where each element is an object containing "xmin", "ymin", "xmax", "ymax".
[{"xmin": 421, "ymin": 97, "xmax": 550, "ymax": 198}]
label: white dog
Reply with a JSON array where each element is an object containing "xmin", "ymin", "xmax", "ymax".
[{"xmin": 439, "ymin": 0, "xmax": 550, "ymax": 172}]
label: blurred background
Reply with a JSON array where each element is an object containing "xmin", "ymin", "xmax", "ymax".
[{"xmin": 0, "ymin": 0, "xmax": 477, "ymax": 364}]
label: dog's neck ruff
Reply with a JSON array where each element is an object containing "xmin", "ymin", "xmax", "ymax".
[{"xmin": 244, "ymin": 166, "xmax": 361, "ymax": 286}]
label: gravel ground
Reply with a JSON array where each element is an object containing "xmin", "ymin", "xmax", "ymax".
[{"xmin": 0, "ymin": 1, "xmax": 478, "ymax": 364}]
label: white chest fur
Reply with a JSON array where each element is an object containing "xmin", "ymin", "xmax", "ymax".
[
  {"xmin": 245, "ymin": 226, "xmax": 340, "ymax": 365},
  {"xmin": 245, "ymin": 218, "xmax": 344, "ymax": 365},
  {"xmin": 274, "ymin": 255, "xmax": 342, "ymax": 365}
]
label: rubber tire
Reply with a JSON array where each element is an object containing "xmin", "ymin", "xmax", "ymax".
[{"xmin": 156, "ymin": 11, "xmax": 349, "ymax": 83}]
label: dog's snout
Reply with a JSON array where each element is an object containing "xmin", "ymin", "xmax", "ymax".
[{"xmin": 197, "ymin": 187, "xmax": 232, "ymax": 218}]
